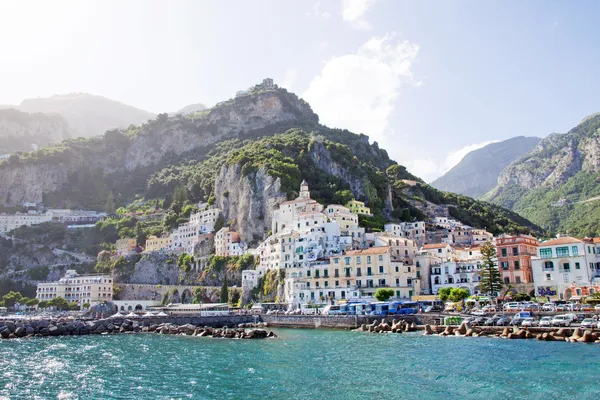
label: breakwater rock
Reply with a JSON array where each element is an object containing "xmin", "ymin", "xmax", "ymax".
[
  {"xmin": 0, "ymin": 318, "xmax": 275, "ymax": 340},
  {"xmin": 422, "ymin": 323, "xmax": 600, "ymax": 344},
  {"xmin": 353, "ymin": 319, "xmax": 418, "ymax": 333}
]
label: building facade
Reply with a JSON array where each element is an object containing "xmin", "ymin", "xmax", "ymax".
[
  {"xmin": 36, "ymin": 270, "xmax": 113, "ymax": 308},
  {"xmin": 496, "ymin": 234, "xmax": 539, "ymax": 284}
]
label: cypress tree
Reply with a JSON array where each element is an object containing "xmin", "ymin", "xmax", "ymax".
[{"xmin": 220, "ymin": 275, "xmax": 229, "ymax": 303}]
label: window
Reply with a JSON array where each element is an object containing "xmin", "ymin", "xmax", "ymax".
[
  {"xmin": 356, "ymin": 257, "xmax": 361, "ymax": 265},
  {"xmin": 545, "ymin": 273, "xmax": 551, "ymax": 280},
  {"xmin": 562, "ymin": 263, "xmax": 570, "ymax": 271},
  {"xmin": 345, "ymin": 257, "xmax": 351, "ymax": 265},
  {"xmin": 504, "ymin": 277, "xmax": 510, "ymax": 284},
  {"xmin": 575, "ymin": 262, "xmax": 580, "ymax": 270},
  {"xmin": 347, "ymin": 280, "xmax": 351, "ymax": 287},
  {"xmin": 334, "ymin": 258, "xmax": 339, "ymax": 264},
  {"xmin": 395, "ymin": 266, "xmax": 399, "ymax": 272},
  {"xmin": 315, "ymin": 270, "xmax": 320, "ymax": 278},
  {"xmin": 334, "ymin": 269, "xmax": 339, "ymax": 277},
  {"xmin": 396, "ymin": 278, "xmax": 400, "ymax": 286},
  {"xmin": 367, "ymin": 267, "xmax": 372, "ymax": 276},
  {"xmin": 307, "ymin": 270, "xmax": 311, "ymax": 277},
  {"xmin": 316, "ymin": 282, "xmax": 320, "ymax": 287},
  {"xmin": 514, "ymin": 261, "xmax": 520, "ymax": 270},
  {"xmin": 539, "ymin": 248, "xmax": 552, "ymax": 258},
  {"xmin": 378, "ymin": 255, "xmax": 383, "ymax": 261},
  {"xmin": 501, "ymin": 248, "xmax": 507, "ymax": 257},
  {"xmin": 357, "ymin": 268, "xmax": 362, "ymax": 276},
  {"xmin": 407, "ymin": 267, "xmax": 411, "ymax": 272},
  {"xmin": 571, "ymin": 246, "xmax": 579, "ymax": 256},
  {"xmin": 501, "ymin": 261, "xmax": 509, "ymax": 270},
  {"xmin": 512, "ymin": 247, "xmax": 518, "ymax": 256},
  {"xmin": 366, "ymin": 256, "xmax": 371, "ymax": 264},
  {"xmin": 324, "ymin": 270, "xmax": 329, "ymax": 278},
  {"xmin": 345, "ymin": 268, "xmax": 351, "ymax": 277},
  {"xmin": 306, "ymin": 282, "xmax": 310, "ymax": 288},
  {"xmin": 379, "ymin": 266, "xmax": 384, "ymax": 273},
  {"xmin": 556, "ymin": 247, "xmax": 569, "ymax": 257},
  {"xmin": 324, "ymin": 281, "xmax": 329, "ymax": 288},
  {"xmin": 543, "ymin": 261, "xmax": 554, "ymax": 270},
  {"xmin": 515, "ymin": 276, "xmax": 521, "ymax": 283}
]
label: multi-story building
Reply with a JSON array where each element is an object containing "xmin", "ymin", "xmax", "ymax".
[
  {"xmin": 0, "ymin": 211, "xmax": 52, "ymax": 233},
  {"xmin": 116, "ymin": 238, "xmax": 137, "ymax": 256},
  {"xmin": 215, "ymin": 227, "xmax": 246, "ymax": 257},
  {"xmin": 323, "ymin": 205, "xmax": 358, "ymax": 232},
  {"xmin": 531, "ymin": 236, "xmax": 599, "ymax": 301},
  {"xmin": 430, "ymin": 259, "xmax": 483, "ymax": 295},
  {"xmin": 189, "ymin": 207, "xmax": 221, "ymax": 234},
  {"xmin": 36, "ymin": 270, "xmax": 113, "ymax": 308},
  {"xmin": 496, "ymin": 234, "xmax": 539, "ymax": 285},
  {"xmin": 420, "ymin": 243, "xmax": 454, "ymax": 261},
  {"xmin": 374, "ymin": 234, "xmax": 418, "ymax": 264},
  {"xmin": 271, "ymin": 180, "xmax": 323, "ymax": 234},
  {"xmin": 345, "ymin": 199, "xmax": 372, "ymax": 216},
  {"xmin": 144, "ymin": 235, "xmax": 173, "ymax": 253},
  {"xmin": 383, "ymin": 222, "xmax": 426, "ymax": 245},
  {"xmin": 283, "ymin": 246, "xmax": 418, "ymax": 306},
  {"xmin": 472, "ymin": 229, "xmax": 493, "ymax": 246}
]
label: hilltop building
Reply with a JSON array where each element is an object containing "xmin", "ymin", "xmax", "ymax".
[
  {"xmin": 116, "ymin": 238, "xmax": 137, "ymax": 256},
  {"xmin": 215, "ymin": 227, "xmax": 246, "ymax": 257},
  {"xmin": 345, "ymin": 199, "xmax": 372, "ymax": 216}
]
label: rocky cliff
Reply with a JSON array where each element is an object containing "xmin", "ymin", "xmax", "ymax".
[
  {"xmin": 485, "ymin": 113, "xmax": 600, "ymax": 235},
  {"xmin": 431, "ymin": 136, "xmax": 541, "ymax": 198},
  {"xmin": 0, "ymin": 109, "xmax": 70, "ymax": 154}
]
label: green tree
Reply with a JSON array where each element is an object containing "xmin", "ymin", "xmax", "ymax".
[
  {"xmin": 374, "ymin": 288, "xmax": 394, "ymax": 301},
  {"xmin": 438, "ymin": 287, "xmax": 452, "ymax": 301},
  {"xmin": 478, "ymin": 241, "xmax": 503, "ymax": 296},
  {"xmin": 448, "ymin": 288, "xmax": 470, "ymax": 302},
  {"xmin": 172, "ymin": 185, "xmax": 189, "ymax": 207},
  {"xmin": 220, "ymin": 276, "xmax": 229, "ymax": 303},
  {"xmin": 49, "ymin": 296, "xmax": 70, "ymax": 310},
  {"xmin": 513, "ymin": 293, "xmax": 531, "ymax": 302},
  {"xmin": 213, "ymin": 214, "xmax": 225, "ymax": 233},
  {"xmin": 82, "ymin": 302, "xmax": 91, "ymax": 309},
  {"xmin": 135, "ymin": 223, "xmax": 146, "ymax": 248},
  {"xmin": 26, "ymin": 298, "xmax": 39, "ymax": 307},
  {"xmin": 38, "ymin": 300, "xmax": 49, "ymax": 309},
  {"xmin": 1, "ymin": 291, "xmax": 23, "ymax": 308}
]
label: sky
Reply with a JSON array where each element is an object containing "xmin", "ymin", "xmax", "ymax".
[{"xmin": 1, "ymin": 0, "xmax": 599, "ymax": 181}]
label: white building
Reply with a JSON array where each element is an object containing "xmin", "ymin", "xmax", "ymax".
[
  {"xmin": 0, "ymin": 211, "xmax": 52, "ymax": 233},
  {"xmin": 36, "ymin": 270, "xmax": 113, "ymax": 308},
  {"xmin": 215, "ymin": 227, "xmax": 246, "ymax": 257},
  {"xmin": 531, "ymin": 236, "xmax": 599, "ymax": 301},
  {"xmin": 384, "ymin": 222, "xmax": 426, "ymax": 245},
  {"xmin": 189, "ymin": 208, "xmax": 221, "ymax": 233},
  {"xmin": 271, "ymin": 180, "xmax": 323, "ymax": 235}
]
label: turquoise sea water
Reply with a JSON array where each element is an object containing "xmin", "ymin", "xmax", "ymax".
[{"xmin": 1, "ymin": 329, "xmax": 599, "ymax": 399}]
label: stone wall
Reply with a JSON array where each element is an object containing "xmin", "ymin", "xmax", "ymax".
[{"xmin": 261, "ymin": 314, "xmax": 419, "ymax": 329}]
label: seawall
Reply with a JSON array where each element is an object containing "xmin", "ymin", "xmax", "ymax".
[{"xmin": 261, "ymin": 314, "xmax": 419, "ymax": 329}]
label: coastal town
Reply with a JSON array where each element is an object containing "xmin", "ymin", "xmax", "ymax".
[{"xmin": 2, "ymin": 180, "xmax": 597, "ymax": 318}]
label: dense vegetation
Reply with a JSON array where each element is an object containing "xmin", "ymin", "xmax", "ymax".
[{"xmin": 486, "ymin": 113, "xmax": 600, "ymax": 236}]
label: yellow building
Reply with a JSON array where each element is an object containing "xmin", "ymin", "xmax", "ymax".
[
  {"xmin": 345, "ymin": 199, "xmax": 372, "ymax": 216},
  {"xmin": 36, "ymin": 270, "xmax": 113, "ymax": 308},
  {"xmin": 145, "ymin": 235, "xmax": 172, "ymax": 253},
  {"xmin": 116, "ymin": 238, "xmax": 137, "ymax": 255}
]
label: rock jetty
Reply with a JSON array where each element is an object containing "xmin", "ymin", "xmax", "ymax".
[
  {"xmin": 0, "ymin": 319, "xmax": 276, "ymax": 340},
  {"xmin": 422, "ymin": 322, "xmax": 600, "ymax": 344},
  {"xmin": 353, "ymin": 319, "xmax": 418, "ymax": 333}
]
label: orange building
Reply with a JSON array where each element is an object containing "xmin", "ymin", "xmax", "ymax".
[{"xmin": 496, "ymin": 234, "xmax": 539, "ymax": 284}]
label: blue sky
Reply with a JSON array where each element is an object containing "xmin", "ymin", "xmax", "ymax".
[{"xmin": 1, "ymin": 0, "xmax": 599, "ymax": 181}]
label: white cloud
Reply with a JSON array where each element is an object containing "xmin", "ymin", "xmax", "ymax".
[
  {"xmin": 318, "ymin": 41, "xmax": 329, "ymax": 52},
  {"xmin": 304, "ymin": 33, "xmax": 419, "ymax": 143},
  {"xmin": 307, "ymin": 1, "xmax": 330, "ymax": 19},
  {"xmin": 341, "ymin": 0, "xmax": 375, "ymax": 30},
  {"xmin": 281, "ymin": 69, "xmax": 298, "ymax": 91}
]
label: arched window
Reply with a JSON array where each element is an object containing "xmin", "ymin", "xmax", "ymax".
[
  {"xmin": 544, "ymin": 261, "xmax": 554, "ymax": 270},
  {"xmin": 434, "ymin": 277, "xmax": 440, "ymax": 285}
]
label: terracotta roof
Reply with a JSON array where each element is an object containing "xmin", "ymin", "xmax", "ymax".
[
  {"xmin": 541, "ymin": 236, "xmax": 582, "ymax": 246},
  {"xmin": 345, "ymin": 246, "xmax": 390, "ymax": 255},
  {"xmin": 421, "ymin": 243, "xmax": 448, "ymax": 250},
  {"xmin": 593, "ymin": 238, "xmax": 600, "ymax": 244}
]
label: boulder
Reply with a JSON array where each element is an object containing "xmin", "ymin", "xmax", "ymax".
[
  {"xmin": 577, "ymin": 331, "xmax": 596, "ymax": 343},
  {"xmin": 14, "ymin": 327, "xmax": 26, "ymax": 337},
  {"xmin": 0, "ymin": 329, "xmax": 10, "ymax": 339},
  {"xmin": 25, "ymin": 326, "xmax": 35, "ymax": 336},
  {"xmin": 48, "ymin": 326, "xmax": 59, "ymax": 336},
  {"xmin": 423, "ymin": 325, "xmax": 435, "ymax": 335}
]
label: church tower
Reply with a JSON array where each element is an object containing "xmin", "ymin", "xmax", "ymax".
[{"xmin": 298, "ymin": 179, "xmax": 310, "ymax": 200}]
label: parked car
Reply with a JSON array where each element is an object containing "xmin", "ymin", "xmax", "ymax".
[
  {"xmin": 539, "ymin": 316, "xmax": 552, "ymax": 327},
  {"xmin": 510, "ymin": 311, "xmax": 533, "ymax": 326},
  {"xmin": 471, "ymin": 308, "xmax": 486, "ymax": 316},
  {"xmin": 551, "ymin": 315, "xmax": 572, "ymax": 327},
  {"xmin": 503, "ymin": 302, "xmax": 521, "ymax": 312},
  {"xmin": 521, "ymin": 317, "xmax": 538, "ymax": 327},
  {"xmin": 471, "ymin": 317, "xmax": 487, "ymax": 325},
  {"xmin": 482, "ymin": 305, "xmax": 497, "ymax": 313},
  {"xmin": 580, "ymin": 318, "xmax": 597, "ymax": 329},
  {"xmin": 579, "ymin": 304, "xmax": 595, "ymax": 312},
  {"xmin": 496, "ymin": 316, "xmax": 511, "ymax": 326},
  {"xmin": 556, "ymin": 304, "xmax": 572, "ymax": 312},
  {"xmin": 485, "ymin": 315, "xmax": 502, "ymax": 326},
  {"xmin": 542, "ymin": 303, "xmax": 556, "ymax": 312}
]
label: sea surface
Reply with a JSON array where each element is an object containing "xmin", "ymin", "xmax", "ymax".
[{"xmin": 0, "ymin": 329, "xmax": 599, "ymax": 399}]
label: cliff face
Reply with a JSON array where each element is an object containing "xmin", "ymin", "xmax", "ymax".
[
  {"xmin": 0, "ymin": 89, "xmax": 318, "ymax": 207},
  {"xmin": 430, "ymin": 136, "xmax": 541, "ymax": 198},
  {"xmin": 214, "ymin": 165, "xmax": 286, "ymax": 244},
  {"xmin": 0, "ymin": 109, "xmax": 70, "ymax": 153},
  {"xmin": 485, "ymin": 113, "xmax": 600, "ymax": 235},
  {"xmin": 124, "ymin": 90, "xmax": 317, "ymax": 170}
]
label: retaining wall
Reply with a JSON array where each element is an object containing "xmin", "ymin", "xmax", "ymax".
[{"xmin": 261, "ymin": 314, "xmax": 418, "ymax": 329}]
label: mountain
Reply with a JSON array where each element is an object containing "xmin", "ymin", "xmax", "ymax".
[
  {"xmin": 483, "ymin": 113, "xmax": 600, "ymax": 236},
  {"xmin": 0, "ymin": 108, "xmax": 71, "ymax": 154},
  {"xmin": 174, "ymin": 102, "xmax": 207, "ymax": 115},
  {"xmin": 431, "ymin": 136, "xmax": 541, "ymax": 198},
  {"xmin": 0, "ymin": 84, "xmax": 541, "ymax": 242},
  {"xmin": 19, "ymin": 93, "xmax": 155, "ymax": 138}
]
